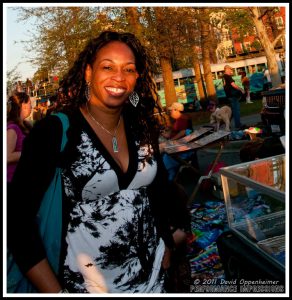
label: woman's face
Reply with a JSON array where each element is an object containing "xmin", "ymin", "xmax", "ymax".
[
  {"xmin": 20, "ymin": 99, "xmax": 32, "ymax": 120},
  {"xmin": 170, "ymin": 109, "xmax": 181, "ymax": 120},
  {"xmin": 85, "ymin": 41, "xmax": 139, "ymax": 109}
]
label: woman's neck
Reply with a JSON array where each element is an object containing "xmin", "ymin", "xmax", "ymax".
[{"xmin": 85, "ymin": 102, "xmax": 122, "ymax": 131}]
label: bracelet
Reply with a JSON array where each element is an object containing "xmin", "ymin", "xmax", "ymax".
[{"xmin": 59, "ymin": 288, "xmax": 69, "ymax": 293}]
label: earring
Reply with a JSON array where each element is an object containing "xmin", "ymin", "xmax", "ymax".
[
  {"xmin": 85, "ymin": 81, "xmax": 91, "ymax": 102},
  {"xmin": 129, "ymin": 91, "xmax": 139, "ymax": 107}
]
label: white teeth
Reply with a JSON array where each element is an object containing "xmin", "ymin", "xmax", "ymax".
[{"xmin": 106, "ymin": 87, "xmax": 125, "ymax": 93}]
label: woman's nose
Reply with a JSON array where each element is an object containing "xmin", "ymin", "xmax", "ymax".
[{"xmin": 111, "ymin": 69, "xmax": 126, "ymax": 81}]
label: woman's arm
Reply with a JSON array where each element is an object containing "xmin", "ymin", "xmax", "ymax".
[
  {"xmin": 231, "ymin": 82, "xmax": 245, "ymax": 93},
  {"xmin": 7, "ymin": 115, "xmax": 64, "ymax": 292},
  {"xmin": 147, "ymin": 154, "xmax": 176, "ymax": 269},
  {"xmin": 7, "ymin": 128, "xmax": 21, "ymax": 163},
  {"xmin": 26, "ymin": 259, "xmax": 62, "ymax": 293},
  {"xmin": 170, "ymin": 129, "xmax": 187, "ymax": 140}
]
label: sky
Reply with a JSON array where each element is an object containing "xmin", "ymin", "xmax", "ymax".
[{"xmin": 5, "ymin": 5, "xmax": 38, "ymax": 81}]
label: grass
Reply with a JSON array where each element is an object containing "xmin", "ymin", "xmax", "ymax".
[
  {"xmin": 240, "ymin": 98, "xmax": 263, "ymax": 116},
  {"xmin": 188, "ymin": 98, "xmax": 263, "ymax": 126}
]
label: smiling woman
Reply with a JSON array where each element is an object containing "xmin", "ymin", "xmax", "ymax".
[{"xmin": 7, "ymin": 30, "xmax": 178, "ymax": 294}]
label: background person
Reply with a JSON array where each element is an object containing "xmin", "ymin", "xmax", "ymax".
[
  {"xmin": 222, "ymin": 65, "xmax": 245, "ymax": 130},
  {"xmin": 161, "ymin": 102, "xmax": 192, "ymax": 140},
  {"xmin": 39, "ymin": 98, "xmax": 48, "ymax": 118},
  {"xmin": 32, "ymin": 101, "xmax": 42, "ymax": 123},
  {"xmin": 241, "ymin": 71, "xmax": 253, "ymax": 104},
  {"xmin": 263, "ymin": 68, "xmax": 272, "ymax": 91},
  {"xmin": 7, "ymin": 31, "xmax": 178, "ymax": 294},
  {"xmin": 160, "ymin": 102, "xmax": 193, "ymax": 181},
  {"xmin": 46, "ymin": 94, "xmax": 63, "ymax": 116},
  {"xmin": 7, "ymin": 92, "xmax": 32, "ymax": 183}
]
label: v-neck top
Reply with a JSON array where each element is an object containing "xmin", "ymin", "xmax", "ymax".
[
  {"xmin": 8, "ymin": 108, "xmax": 174, "ymax": 293},
  {"xmin": 80, "ymin": 108, "xmax": 138, "ymax": 189}
]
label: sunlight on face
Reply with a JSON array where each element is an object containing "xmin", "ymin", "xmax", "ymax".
[
  {"xmin": 86, "ymin": 41, "xmax": 139, "ymax": 108},
  {"xmin": 21, "ymin": 99, "xmax": 32, "ymax": 119}
]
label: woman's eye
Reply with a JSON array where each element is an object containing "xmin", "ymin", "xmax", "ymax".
[
  {"xmin": 103, "ymin": 66, "xmax": 112, "ymax": 71},
  {"xmin": 124, "ymin": 68, "xmax": 136, "ymax": 73}
]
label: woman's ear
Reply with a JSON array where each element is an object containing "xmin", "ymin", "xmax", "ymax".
[{"xmin": 85, "ymin": 64, "xmax": 92, "ymax": 82}]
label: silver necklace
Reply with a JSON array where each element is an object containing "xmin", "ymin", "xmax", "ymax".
[{"xmin": 86, "ymin": 102, "xmax": 121, "ymax": 153}]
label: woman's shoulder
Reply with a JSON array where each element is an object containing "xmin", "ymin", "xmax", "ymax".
[
  {"xmin": 34, "ymin": 109, "xmax": 79, "ymax": 128},
  {"xmin": 7, "ymin": 122, "xmax": 20, "ymax": 130},
  {"xmin": 30, "ymin": 109, "xmax": 82, "ymax": 142},
  {"xmin": 24, "ymin": 112, "xmax": 75, "ymax": 155},
  {"xmin": 7, "ymin": 122, "xmax": 23, "ymax": 135}
]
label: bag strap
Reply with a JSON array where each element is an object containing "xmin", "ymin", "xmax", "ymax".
[{"xmin": 52, "ymin": 112, "xmax": 69, "ymax": 152}]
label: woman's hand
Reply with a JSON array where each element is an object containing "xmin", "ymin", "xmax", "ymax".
[
  {"xmin": 161, "ymin": 246, "xmax": 172, "ymax": 270},
  {"xmin": 172, "ymin": 228, "xmax": 187, "ymax": 247}
]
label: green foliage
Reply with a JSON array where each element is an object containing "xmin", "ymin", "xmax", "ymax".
[
  {"xmin": 251, "ymin": 40, "xmax": 262, "ymax": 51},
  {"xmin": 14, "ymin": 7, "xmax": 103, "ymax": 78},
  {"xmin": 10, "ymin": 6, "xmax": 285, "ymax": 88}
]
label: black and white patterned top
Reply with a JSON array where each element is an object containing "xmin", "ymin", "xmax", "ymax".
[
  {"xmin": 62, "ymin": 125, "xmax": 165, "ymax": 292},
  {"xmin": 8, "ymin": 109, "xmax": 173, "ymax": 293}
]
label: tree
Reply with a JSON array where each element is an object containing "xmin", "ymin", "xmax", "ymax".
[
  {"xmin": 14, "ymin": 7, "xmax": 102, "ymax": 78},
  {"xmin": 6, "ymin": 66, "xmax": 21, "ymax": 96},
  {"xmin": 153, "ymin": 8, "xmax": 178, "ymax": 108},
  {"xmin": 11, "ymin": 5, "xmax": 285, "ymax": 102},
  {"xmin": 248, "ymin": 7, "xmax": 284, "ymax": 87},
  {"xmin": 215, "ymin": 7, "xmax": 285, "ymax": 87},
  {"xmin": 199, "ymin": 8, "xmax": 218, "ymax": 104},
  {"xmin": 125, "ymin": 7, "xmax": 143, "ymax": 38}
]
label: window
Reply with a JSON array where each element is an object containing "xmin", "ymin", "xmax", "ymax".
[
  {"xmin": 157, "ymin": 82, "xmax": 164, "ymax": 91},
  {"xmin": 248, "ymin": 65, "xmax": 256, "ymax": 74},
  {"xmin": 256, "ymin": 63, "xmax": 266, "ymax": 73},
  {"xmin": 180, "ymin": 77, "xmax": 193, "ymax": 85},
  {"xmin": 218, "ymin": 71, "xmax": 224, "ymax": 79},
  {"xmin": 275, "ymin": 17, "xmax": 284, "ymax": 29},
  {"xmin": 237, "ymin": 67, "xmax": 245, "ymax": 75},
  {"xmin": 244, "ymin": 42, "xmax": 251, "ymax": 52},
  {"xmin": 226, "ymin": 47, "xmax": 234, "ymax": 56}
]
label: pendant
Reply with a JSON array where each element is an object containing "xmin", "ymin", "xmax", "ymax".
[{"xmin": 112, "ymin": 136, "xmax": 118, "ymax": 153}]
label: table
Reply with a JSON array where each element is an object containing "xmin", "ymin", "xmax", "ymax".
[
  {"xmin": 159, "ymin": 127, "xmax": 213, "ymax": 154},
  {"xmin": 160, "ymin": 128, "xmax": 231, "ymax": 206},
  {"xmin": 161, "ymin": 129, "xmax": 230, "ymax": 155}
]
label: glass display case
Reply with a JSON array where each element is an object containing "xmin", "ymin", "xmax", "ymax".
[{"xmin": 219, "ymin": 154, "xmax": 285, "ymax": 273}]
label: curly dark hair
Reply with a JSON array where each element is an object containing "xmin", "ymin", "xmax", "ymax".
[{"xmin": 60, "ymin": 30, "xmax": 165, "ymax": 154}]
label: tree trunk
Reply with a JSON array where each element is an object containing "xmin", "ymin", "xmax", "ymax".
[
  {"xmin": 125, "ymin": 7, "xmax": 143, "ymax": 39},
  {"xmin": 209, "ymin": 27, "xmax": 218, "ymax": 64},
  {"xmin": 192, "ymin": 47, "xmax": 206, "ymax": 102},
  {"xmin": 160, "ymin": 56, "xmax": 177, "ymax": 108},
  {"xmin": 201, "ymin": 20, "xmax": 217, "ymax": 104},
  {"xmin": 250, "ymin": 7, "xmax": 282, "ymax": 87},
  {"xmin": 155, "ymin": 8, "xmax": 177, "ymax": 108}
]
